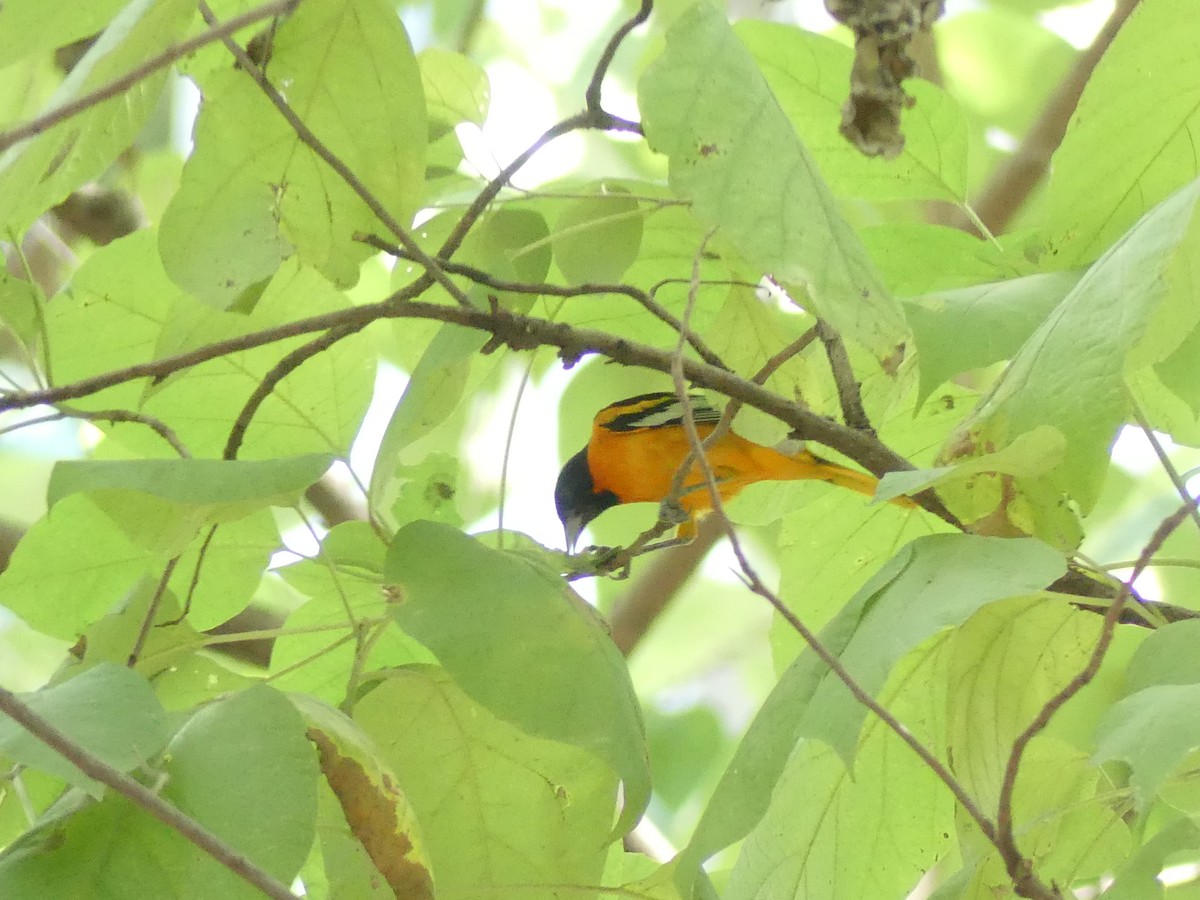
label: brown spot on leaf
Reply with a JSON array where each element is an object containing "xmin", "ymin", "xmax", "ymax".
[{"xmin": 309, "ymin": 728, "xmax": 434, "ymax": 900}]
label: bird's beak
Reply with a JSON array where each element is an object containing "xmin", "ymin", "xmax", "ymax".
[{"xmin": 564, "ymin": 515, "xmax": 585, "ymax": 553}]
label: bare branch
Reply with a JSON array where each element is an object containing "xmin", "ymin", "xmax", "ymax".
[
  {"xmin": 223, "ymin": 323, "xmax": 361, "ymax": 460},
  {"xmin": 815, "ymin": 319, "xmax": 873, "ymax": 433},
  {"xmin": 128, "ymin": 556, "xmax": 181, "ymax": 667},
  {"xmin": 0, "ymin": 687, "xmax": 298, "ymax": 900}
]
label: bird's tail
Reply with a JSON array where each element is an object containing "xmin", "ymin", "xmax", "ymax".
[{"xmin": 768, "ymin": 447, "xmax": 917, "ymax": 508}]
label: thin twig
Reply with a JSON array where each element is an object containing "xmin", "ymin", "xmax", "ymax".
[
  {"xmin": 168, "ymin": 526, "xmax": 220, "ymax": 626},
  {"xmin": 54, "ymin": 405, "xmax": 192, "ymax": 457},
  {"xmin": 0, "ymin": 0, "xmax": 300, "ymax": 152},
  {"xmin": 436, "ymin": 0, "xmax": 648, "ymax": 265},
  {"xmin": 585, "ymin": 0, "xmax": 653, "ymax": 115},
  {"xmin": 223, "ymin": 324, "xmax": 358, "ymax": 460},
  {"xmin": 1132, "ymin": 402, "xmax": 1200, "ymax": 536},
  {"xmin": 195, "ymin": 2, "xmax": 475, "ymax": 309},
  {"xmin": 356, "ymin": 232, "xmax": 729, "ymax": 370},
  {"xmin": 815, "ymin": 319, "xmax": 873, "ymax": 433},
  {"xmin": 0, "ymin": 687, "xmax": 298, "ymax": 900},
  {"xmin": 994, "ymin": 493, "xmax": 1200, "ymax": 898},
  {"xmin": 128, "ymin": 556, "xmax": 181, "ymax": 667}
]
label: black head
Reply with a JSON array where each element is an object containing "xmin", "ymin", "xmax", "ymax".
[{"xmin": 554, "ymin": 447, "xmax": 619, "ymax": 551}]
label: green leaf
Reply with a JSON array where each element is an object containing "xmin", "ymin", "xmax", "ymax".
[
  {"xmin": 0, "ymin": 684, "xmax": 317, "ymax": 898},
  {"xmin": 1095, "ymin": 683, "xmax": 1200, "ymax": 810},
  {"xmin": 355, "ymin": 665, "xmax": 617, "ymax": 895},
  {"xmin": 368, "ymin": 324, "xmax": 485, "ymax": 513},
  {"xmin": 957, "ymin": 740, "xmax": 1130, "ymax": 895},
  {"xmin": 0, "ymin": 494, "xmax": 155, "ymax": 639},
  {"xmin": 944, "ymin": 176, "xmax": 1200, "ymax": 512},
  {"xmin": 271, "ymin": 522, "xmax": 433, "ymax": 703},
  {"xmin": 0, "ymin": 663, "xmax": 167, "ymax": 796},
  {"xmin": 677, "ymin": 535, "xmax": 1064, "ymax": 887},
  {"xmin": 152, "ymin": 684, "xmax": 317, "ymax": 894},
  {"xmin": 166, "ymin": 510, "xmax": 279, "ymax": 631},
  {"xmin": 944, "ymin": 598, "xmax": 1101, "ymax": 809},
  {"xmin": 1104, "ymin": 814, "xmax": 1200, "ymax": 900},
  {"xmin": 49, "ymin": 454, "xmax": 331, "ymax": 513},
  {"xmin": 390, "ymin": 453, "xmax": 463, "ymax": 529},
  {"xmin": 1042, "ymin": 0, "xmax": 1200, "ymax": 266},
  {"xmin": 1156, "ymin": 321, "xmax": 1200, "ymax": 417},
  {"xmin": 460, "ymin": 206, "xmax": 552, "ymax": 305},
  {"xmin": 875, "ymin": 425, "xmax": 1066, "ymax": 506},
  {"xmin": 142, "ymin": 261, "xmax": 376, "ymax": 458},
  {"xmin": 160, "ymin": 0, "xmax": 426, "ymax": 306},
  {"xmin": 1126, "ymin": 620, "xmax": 1200, "ymax": 692},
  {"xmin": 796, "ymin": 535, "xmax": 1066, "ymax": 761},
  {"xmin": 862, "ymin": 222, "xmax": 1021, "ymax": 297},
  {"xmin": 0, "ymin": 271, "xmax": 42, "ymax": 352},
  {"xmin": 638, "ymin": 3, "xmax": 908, "ymax": 362},
  {"xmin": 44, "ymin": 230, "xmax": 183, "ymax": 411},
  {"xmin": 723, "ymin": 644, "xmax": 953, "ymax": 900},
  {"xmin": 0, "ymin": 0, "xmax": 195, "ymax": 235},
  {"xmin": 903, "ymin": 270, "xmax": 1079, "ymax": 404},
  {"xmin": 737, "ymin": 21, "xmax": 970, "ymax": 202},
  {"xmin": 552, "ymin": 186, "xmax": 644, "ymax": 284},
  {"xmin": 0, "ymin": 0, "xmax": 132, "ymax": 64},
  {"xmin": 384, "ymin": 521, "xmax": 649, "ymax": 835},
  {"xmin": 418, "ymin": 47, "xmax": 489, "ymax": 137}
]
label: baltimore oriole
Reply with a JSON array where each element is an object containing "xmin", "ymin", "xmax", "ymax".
[{"xmin": 555, "ymin": 391, "xmax": 909, "ymax": 550}]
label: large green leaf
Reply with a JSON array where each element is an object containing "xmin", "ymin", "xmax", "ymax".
[
  {"xmin": 0, "ymin": 663, "xmax": 167, "ymax": 796},
  {"xmin": 142, "ymin": 684, "xmax": 317, "ymax": 895},
  {"xmin": 0, "ymin": 0, "xmax": 195, "ymax": 235},
  {"xmin": 724, "ymin": 643, "xmax": 953, "ymax": 900},
  {"xmin": 903, "ymin": 270, "xmax": 1079, "ymax": 405},
  {"xmin": 638, "ymin": 3, "xmax": 908, "ymax": 362},
  {"xmin": 1042, "ymin": 0, "xmax": 1200, "ymax": 266},
  {"xmin": 0, "ymin": 495, "xmax": 156, "ymax": 639},
  {"xmin": 49, "ymin": 454, "xmax": 331, "ymax": 512},
  {"xmin": 676, "ymin": 534, "xmax": 1064, "ymax": 892},
  {"xmin": 159, "ymin": 0, "xmax": 427, "ymax": 306},
  {"xmin": 944, "ymin": 176, "xmax": 1200, "ymax": 512},
  {"xmin": 356, "ymin": 666, "xmax": 617, "ymax": 896},
  {"xmin": 384, "ymin": 521, "xmax": 649, "ymax": 835},
  {"xmin": 552, "ymin": 186, "xmax": 644, "ymax": 285},
  {"xmin": 0, "ymin": 0, "xmax": 132, "ymax": 64},
  {"xmin": 737, "ymin": 21, "xmax": 969, "ymax": 203}
]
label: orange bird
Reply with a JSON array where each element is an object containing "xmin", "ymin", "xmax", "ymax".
[{"xmin": 554, "ymin": 392, "xmax": 906, "ymax": 550}]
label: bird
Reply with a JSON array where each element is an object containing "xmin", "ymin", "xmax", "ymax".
[{"xmin": 554, "ymin": 391, "xmax": 910, "ymax": 550}]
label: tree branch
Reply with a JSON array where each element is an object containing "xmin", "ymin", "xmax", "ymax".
[
  {"xmin": 0, "ymin": 687, "xmax": 298, "ymax": 900},
  {"xmin": 0, "ymin": 0, "xmax": 300, "ymax": 153}
]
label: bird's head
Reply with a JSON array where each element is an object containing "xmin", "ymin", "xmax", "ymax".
[{"xmin": 554, "ymin": 447, "xmax": 619, "ymax": 551}]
